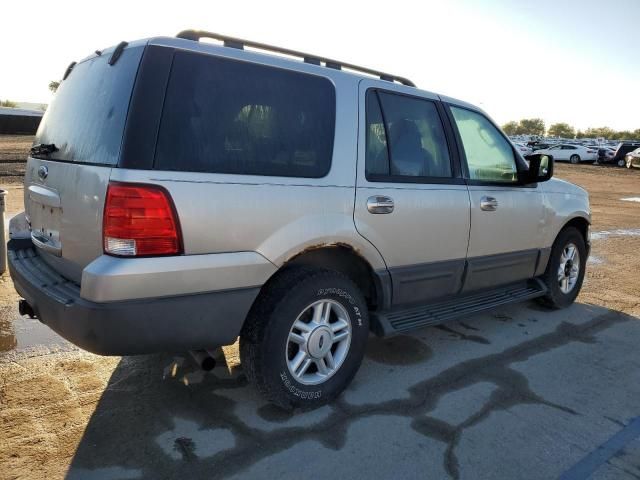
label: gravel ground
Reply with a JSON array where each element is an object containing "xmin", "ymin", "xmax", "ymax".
[
  {"xmin": 1, "ymin": 136, "xmax": 639, "ymax": 480},
  {"xmin": 0, "ymin": 135, "xmax": 31, "ymax": 185}
]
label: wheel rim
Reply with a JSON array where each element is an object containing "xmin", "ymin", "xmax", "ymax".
[
  {"xmin": 619, "ymin": 159, "xmax": 626, "ymax": 167},
  {"xmin": 286, "ymin": 299, "xmax": 352, "ymax": 385},
  {"xmin": 557, "ymin": 242, "xmax": 580, "ymax": 294},
  {"xmin": 571, "ymin": 156, "xmax": 579, "ymax": 164}
]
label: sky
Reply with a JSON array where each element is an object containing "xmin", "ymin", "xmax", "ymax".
[{"xmin": 1, "ymin": 0, "xmax": 638, "ymax": 131}]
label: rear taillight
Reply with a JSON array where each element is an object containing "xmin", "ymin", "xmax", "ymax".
[{"xmin": 103, "ymin": 182, "xmax": 182, "ymax": 257}]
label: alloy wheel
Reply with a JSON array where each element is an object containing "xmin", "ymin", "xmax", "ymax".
[
  {"xmin": 557, "ymin": 242, "xmax": 580, "ymax": 294},
  {"xmin": 286, "ymin": 299, "xmax": 352, "ymax": 385}
]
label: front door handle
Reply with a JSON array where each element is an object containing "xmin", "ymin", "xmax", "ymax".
[
  {"xmin": 367, "ymin": 195, "xmax": 394, "ymax": 214},
  {"xmin": 480, "ymin": 196, "xmax": 498, "ymax": 211}
]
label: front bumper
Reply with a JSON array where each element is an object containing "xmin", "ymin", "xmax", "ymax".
[{"xmin": 8, "ymin": 238, "xmax": 260, "ymax": 355}]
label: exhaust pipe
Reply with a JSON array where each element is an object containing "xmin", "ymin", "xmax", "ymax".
[
  {"xmin": 18, "ymin": 299, "xmax": 36, "ymax": 319},
  {"xmin": 189, "ymin": 349, "xmax": 217, "ymax": 371}
]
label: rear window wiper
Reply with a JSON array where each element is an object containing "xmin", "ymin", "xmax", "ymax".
[{"xmin": 30, "ymin": 143, "xmax": 59, "ymax": 156}]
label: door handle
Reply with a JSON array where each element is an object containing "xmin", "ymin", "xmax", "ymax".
[
  {"xmin": 480, "ymin": 196, "xmax": 498, "ymax": 211},
  {"xmin": 367, "ymin": 195, "xmax": 394, "ymax": 214}
]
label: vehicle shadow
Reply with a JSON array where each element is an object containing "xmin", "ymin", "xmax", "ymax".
[{"xmin": 65, "ymin": 301, "xmax": 640, "ymax": 480}]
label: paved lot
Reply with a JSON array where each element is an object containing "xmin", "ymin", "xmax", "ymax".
[
  {"xmin": 1, "ymin": 147, "xmax": 640, "ymax": 479},
  {"xmin": 2, "ymin": 301, "xmax": 639, "ymax": 479}
]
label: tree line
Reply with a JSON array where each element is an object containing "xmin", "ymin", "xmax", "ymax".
[{"xmin": 502, "ymin": 119, "xmax": 640, "ymax": 140}]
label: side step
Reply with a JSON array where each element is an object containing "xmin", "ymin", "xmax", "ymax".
[{"xmin": 370, "ymin": 281, "xmax": 547, "ymax": 336}]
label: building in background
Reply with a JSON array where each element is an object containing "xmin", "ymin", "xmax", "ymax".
[{"xmin": 0, "ymin": 107, "xmax": 43, "ymax": 135}]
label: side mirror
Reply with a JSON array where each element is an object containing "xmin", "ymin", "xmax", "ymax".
[{"xmin": 522, "ymin": 154, "xmax": 553, "ymax": 183}]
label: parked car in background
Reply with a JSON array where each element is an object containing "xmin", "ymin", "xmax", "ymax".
[
  {"xmin": 530, "ymin": 142, "xmax": 551, "ymax": 151},
  {"xmin": 534, "ymin": 144, "xmax": 598, "ymax": 164},
  {"xmin": 513, "ymin": 142, "xmax": 533, "ymax": 156},
  {"xmin": 611, "ymin": 142, "xmax": 640, "ymax": 167},
  {"xmin": 625, "ymin": 147, "xmax": 640, "ymax": 169},
  {"xmin": 597, "ymin": 147, "xmax": 616, "ymax": 163}
]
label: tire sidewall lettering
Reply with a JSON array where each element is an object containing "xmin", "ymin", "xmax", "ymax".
[
  {"xmin": 316, "ymin": 287, "xmax": 363, "ymax": 327},
  {"xmin": 279, "ymin": 371, "xmax": 322, "ymax": 399}
]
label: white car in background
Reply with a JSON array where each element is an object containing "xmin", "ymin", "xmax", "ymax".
[{"xmin": 535, "ymin": 144, "xmax": 598, "ymax": 164}]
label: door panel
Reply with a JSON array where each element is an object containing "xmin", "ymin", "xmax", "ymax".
[
  {"xmin": 388, "ymin": 259, "xmax": 466, "ymax": 305},
  {"xmin": 550, "ymin": 146, "xmax": 566, "ymax": 160},
  {"xmin": 447, "ymin": 105, "xmax": 545, "ymax": 292},
  {"xmin": 466, "ymin": 186, "xmax": 545, "ymax": 258},
  {"xmin": 355, "ymin": 184, "xmax": 470, "ymax": 304},
  {"xmin": 354, "ymin": 81, "xmax": 471, "ymax": 306}
]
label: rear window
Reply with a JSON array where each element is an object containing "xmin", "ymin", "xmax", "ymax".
[
  {"xmin": 34, "ymin": 45, "xmax": 143, "ymax": 165},
  {"xmin": 154, "ymin": 51, "xmax": 336, "ymax": 177}
]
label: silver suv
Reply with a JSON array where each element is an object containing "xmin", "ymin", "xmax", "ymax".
[{"xmin": 8, "ymin": 31, "xmax": 590, "ymax": 409}]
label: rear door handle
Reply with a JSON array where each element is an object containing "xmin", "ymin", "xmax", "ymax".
[
  {"xmin": 480, "ymin": 196, "xmax": 498, "ymax": 211},
  {"xmin": 367, "ymin": 195, "xmax": 394, "ymax": 214}
]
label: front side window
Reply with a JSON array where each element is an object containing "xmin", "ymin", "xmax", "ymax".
[
  {"xmin": 155, "ymin": 51, "xmax": 336, "ymax": 177},
  {"xmin": 450, "ymin": 106, "xmax": 518, "ymax": 183},
  {"xmin": 365, "ymin": 90, "xmax": 452, "ymax": 180}
]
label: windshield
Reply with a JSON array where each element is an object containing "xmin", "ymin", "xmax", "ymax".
[{"xmin": 33, "ymin": 44, "xmax": 144, "ymax": 165}]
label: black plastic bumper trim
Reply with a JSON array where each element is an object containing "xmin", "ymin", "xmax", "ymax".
[{"xmin": 8, "ymin": 239, "xmax": 259, "ymax": 355}]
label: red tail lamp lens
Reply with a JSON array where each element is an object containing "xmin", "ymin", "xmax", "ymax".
[{"xmin": 103, "ymin": 182, "xmax": 182, "ymax": 256}]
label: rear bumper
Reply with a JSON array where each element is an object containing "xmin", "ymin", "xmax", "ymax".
[{"xmin": 8, "ymin": 239, "xmax": 260, "ymax": 355}]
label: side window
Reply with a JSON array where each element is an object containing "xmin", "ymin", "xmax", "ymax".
[
  {"xmin": 154, "ymin": 51, "xmax": 336, "ymax": 177},
  {"xmin": 450, "ymin": 106, "xmax": 518, "ymax": 183},
  {"xmin": 365, "ymin": 91, "xmax": 389, "ymax": 176},
  {"xmin": 365, "ymin": 90, "xmax": 452, "ymax": 180}
]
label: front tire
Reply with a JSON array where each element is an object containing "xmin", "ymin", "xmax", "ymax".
[
  {"xmin": 570, "ymin": 154, "xmax": 580, "ymax": 164},
  {"xmin": 240, "ymin": 267, "xmax": 369, "ymax": 410},
  {"xmin": 537, "ymin": 227, "xmax": 587, "ymax": 309},
  {"xmin": 618, "ymin": 158, "xmax": 627, "ymax": 167}
]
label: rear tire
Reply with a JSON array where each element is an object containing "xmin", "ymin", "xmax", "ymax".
[
  {"xmin": 570, "ymin": 155, "xmax": 580, "ymax": 164},
  {"xmin": 537, "ymin": 227, "xmax": 587, "ymax": 309},
  {"xmin": 240, "ymin": 267, "xmax": 369, "ymax": 410},
  {"xmin": 618, "ymin": 158, "xmax": 626, "ymax": 167}
]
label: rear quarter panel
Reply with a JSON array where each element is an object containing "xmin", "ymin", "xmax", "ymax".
[{"xmin": 107, "ymin": 169, "xmax": 388, "ymax": 270}]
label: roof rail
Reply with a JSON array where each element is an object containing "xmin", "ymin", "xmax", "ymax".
[{"xmin": 176, "ymin": 30, "xmax": 416, "ymax": 87}]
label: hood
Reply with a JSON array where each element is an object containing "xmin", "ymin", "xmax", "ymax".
[{"xmin": 544, "ymin": 177, "xmax": 588, "ymax": 197}]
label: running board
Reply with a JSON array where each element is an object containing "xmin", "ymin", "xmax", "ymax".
[{"xmin": 370, "ymin": 280, "xmax": 547, "ymax": 336}]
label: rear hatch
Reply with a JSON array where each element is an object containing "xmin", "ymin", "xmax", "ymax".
[{"xmin": 24, "ymin": 42, "xmax": 145, "ymax": 282}]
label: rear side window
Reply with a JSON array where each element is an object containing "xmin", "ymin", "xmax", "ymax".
[
  {"xmin": 154, "ymin": 51, "xmax": 336, "ymax": 177},
  {"xmin": 365, "ymin": 91, "xmax": 389, "ymax": 177},
  {"xmin": 365, "ymin": 90, "xmax": 452, "ymax": 180},
  {"xmin": 34, "ymin": 45, "xmax": 144, "ymax": 165}
]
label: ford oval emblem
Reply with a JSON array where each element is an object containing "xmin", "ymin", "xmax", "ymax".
[{"xmin": 37, "ymin": 165, "xmax": 48, "ymax": 180}]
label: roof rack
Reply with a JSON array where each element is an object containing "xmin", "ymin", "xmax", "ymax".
[{"xmin": 176, "ymin": 30, "xmax": 416, "ymax": 87}]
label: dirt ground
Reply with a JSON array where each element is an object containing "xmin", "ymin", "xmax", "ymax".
[{"xmin": 1, "ymin": 136, "xmax": 639, "ymax": 479}]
